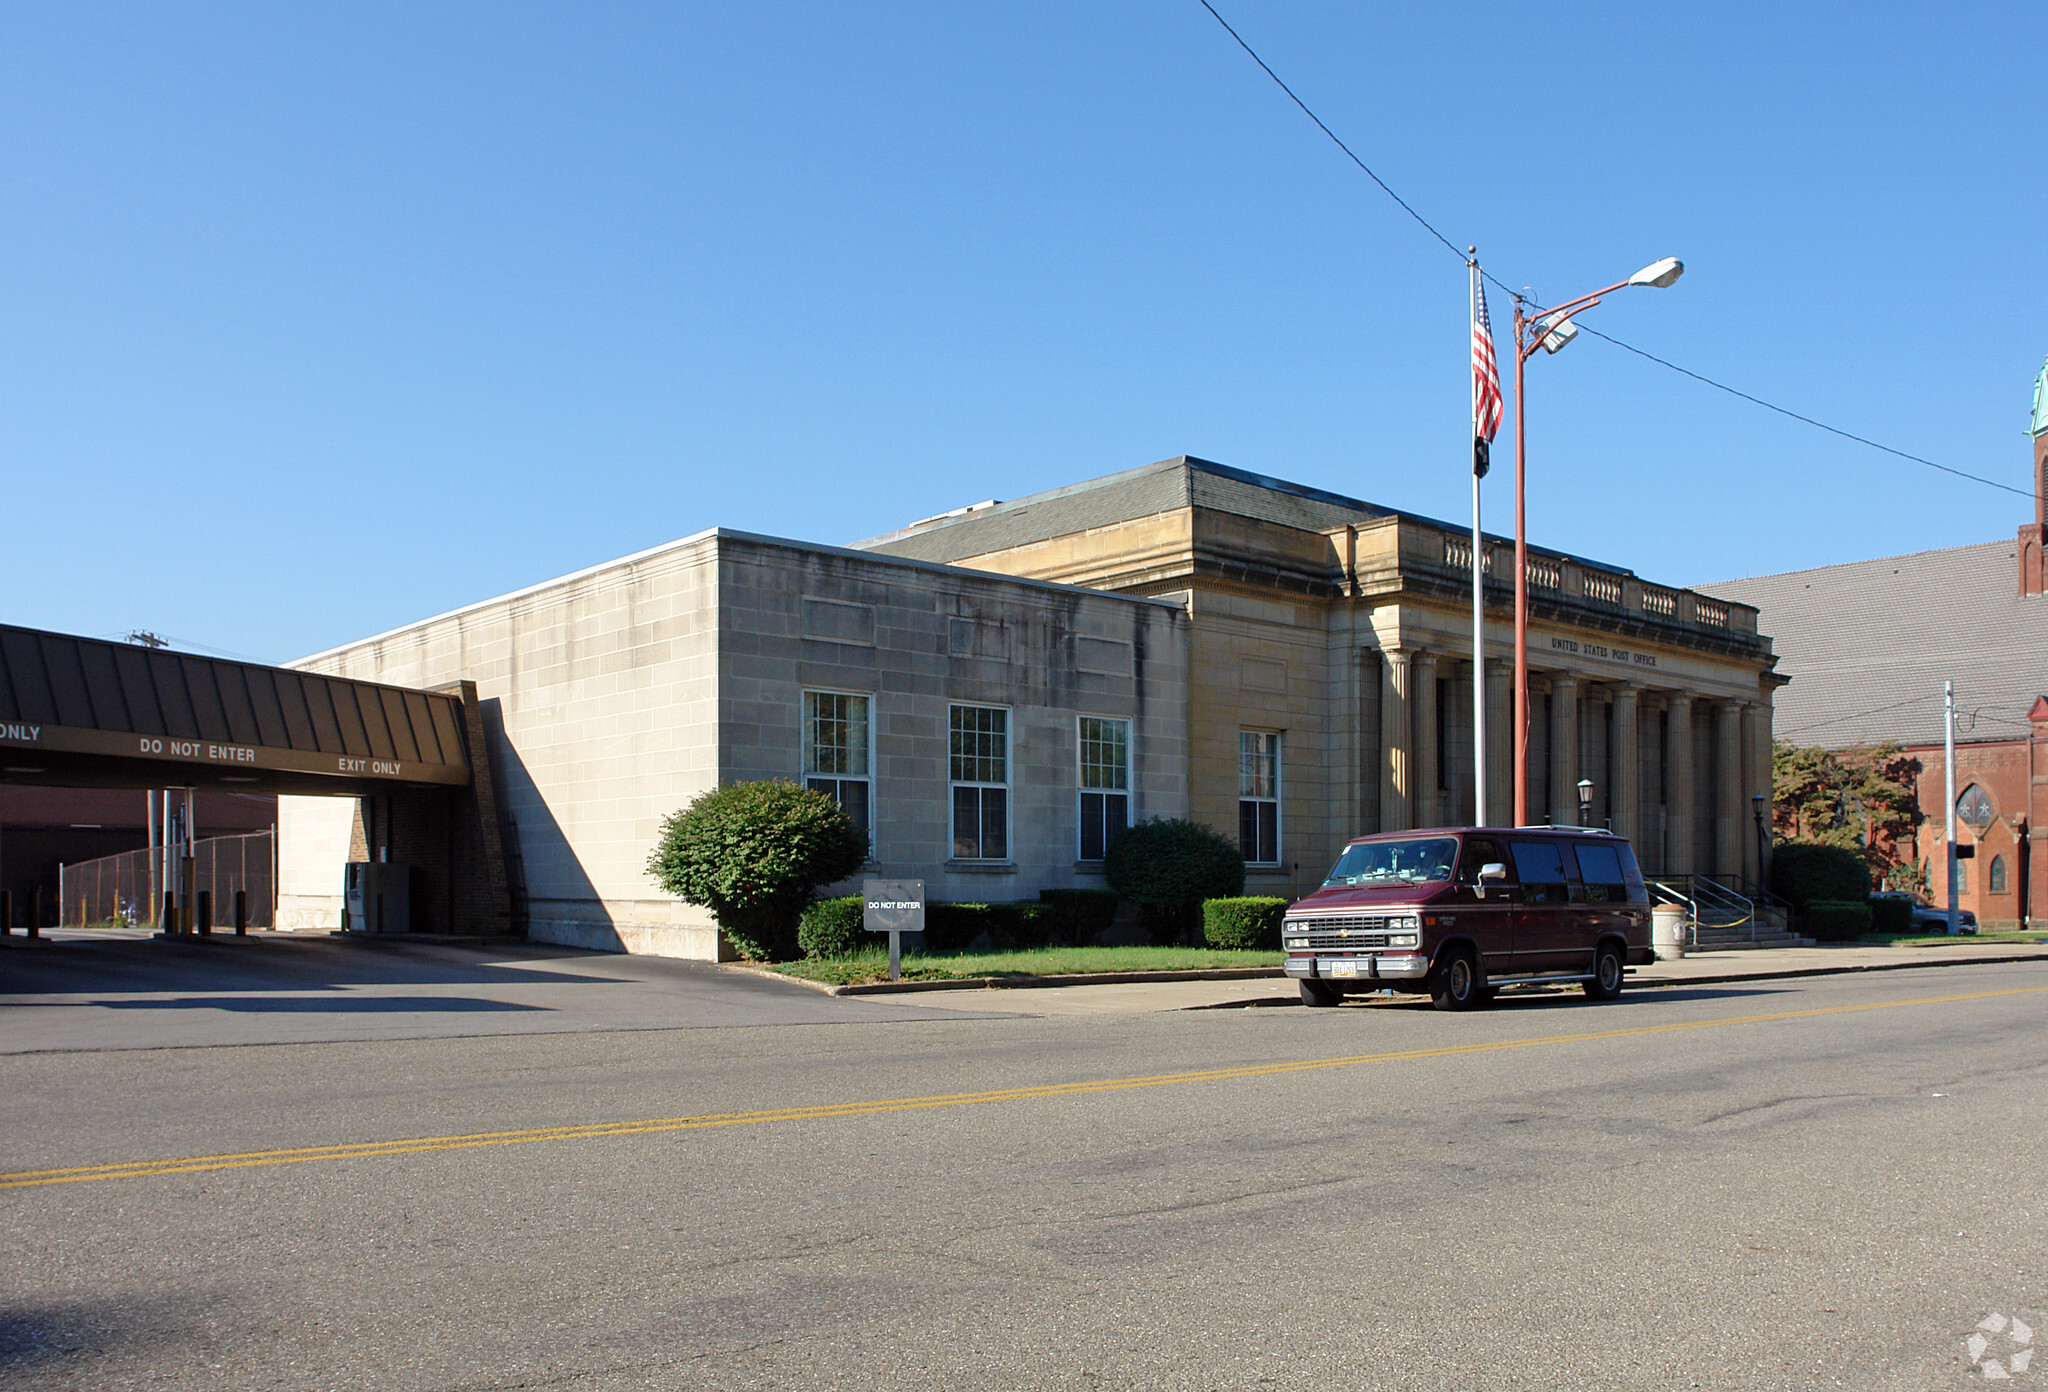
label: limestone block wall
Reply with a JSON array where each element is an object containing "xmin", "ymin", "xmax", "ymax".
[
  {"xmin": 1181, "ymin": 586, "xmax": 1332, "ymax": 900},
  {"xmin": 287, "ymin": 534, "xmax": 723, "ymax": 959},
  {"xmin": 714, "ymin": 534, "xmax": 1190, "ymax": 906},
  {"xmin": 275, "ymin": 793, "xmax": 357, "ymax": 931}
]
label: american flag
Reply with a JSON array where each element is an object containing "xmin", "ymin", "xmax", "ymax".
[{"xmin": 1472, "ymin": 280, "xmax": 1503, "ymax": 445}]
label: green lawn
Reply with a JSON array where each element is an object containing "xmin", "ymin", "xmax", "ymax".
[
  {"xmin": 1854, "ymin": 931, "xmax": 2048, "ymax": 947},
  {"xmin": 771, "ymin": 944, "xmax": 1283, "ymax": 987}
]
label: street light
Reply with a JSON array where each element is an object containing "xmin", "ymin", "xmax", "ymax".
[
  {"xmin": 1511, "ymin": 258, "xmax": 1685, "ymax": 827},
  {"xmin": 1577, "ymin": 778, "xmax": 1594, "ymax": 827}
]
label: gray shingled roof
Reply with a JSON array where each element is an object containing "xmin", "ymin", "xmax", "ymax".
[{"xmin": 1703, "ymin": 540, "xmax": 2046, "ymax": 748}]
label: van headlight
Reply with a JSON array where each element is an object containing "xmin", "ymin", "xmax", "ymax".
[{"xmin": 1387, "ymin": 931, "xmax": 1420, "ymax": 948}]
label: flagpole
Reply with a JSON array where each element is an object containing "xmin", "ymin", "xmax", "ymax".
[{"xmin": 1469, "ymin": 250, "xmax": 1487, "ymax": 827}]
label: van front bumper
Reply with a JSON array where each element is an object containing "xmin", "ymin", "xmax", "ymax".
[{"xmin": 1285, "ymin": 953, "xmax": 1430, "ymax": 982}]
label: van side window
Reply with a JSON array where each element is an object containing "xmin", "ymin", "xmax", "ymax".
[
  {"xmin": 1509, "ymin": 841, "xmax": 1571, "ymax": 904},
  {"xmin": 1458, "ymin": 837, "xmax": 1506, "ymax": 884},
  {"xmin": 1572, "ymin": 844, "xmax": 1628, "ymax": 903},
  {"xmin": 1615, "ymin": 843, "xmax": 1649, "ymax": 902}
]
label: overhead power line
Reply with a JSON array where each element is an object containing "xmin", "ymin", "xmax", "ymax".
[{"xmin": 1192, "ymin": 1, "xmax": 2030, "ymax": 502}]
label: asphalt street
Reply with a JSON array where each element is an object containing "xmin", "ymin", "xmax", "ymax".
[{"xmin": 3, "ymin": 940, "xmax": 2045, "ymax": 1390}]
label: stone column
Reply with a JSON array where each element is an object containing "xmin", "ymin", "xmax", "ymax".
[
  {"xmin": 1548, "ymin": 673, "xmax": 1580, "ymax": 825},
  {"xmin": 1743, "ymin": 702, "xmax": 1769, "ymax": 886},
  {"xmin": 1666, "ymin": 694, "xmax": 1694, "ymax": 874},
  {"xmin": 1449, "ymin": 661, "xmax": 1476, "ymax": 825},
  {"xmin": 1413, "ymin": 652, "xmax": 1440, "ymax": 828},
  {"xmin": 1715, "ymin": 700, "xmax": 1745, "ymax": 878},
  {"xmin": 1611, "ymin": 683, "xmax": 1641, "ymax": 844},
  {"xmin": 1379, "ymin": 649, "xmax": 1411, "ymax": 832},
  {"xmin": 1485, "ymin": 658, "xmax": 1512, "ymax": 826}
]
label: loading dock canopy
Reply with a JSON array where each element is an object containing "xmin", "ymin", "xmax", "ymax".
[{"xmin": 0, "ymin": 623, "xmax": 470, "ymax": 795}]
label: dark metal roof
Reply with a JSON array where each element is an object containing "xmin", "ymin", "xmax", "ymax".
[
  {"xmin": 854, "ymin": 454, "xmax": 1632, "ymax": 575},
  {"xmin": 1702, "ymin": 539, "xmax": 2046, "ymax": 749},
  {"xmin": 0, "ymin": 623, "xmax": 470, "ymax": 793}
]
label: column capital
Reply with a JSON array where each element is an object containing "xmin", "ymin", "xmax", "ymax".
[{"xmin": 1549, "ymin": 669, "xmax": 1584, "ymax": 690}]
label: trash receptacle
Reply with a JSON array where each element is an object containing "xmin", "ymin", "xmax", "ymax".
[{"xmin": 1651, "ymin": 903, "xmax": 1688, "ymax": 960}]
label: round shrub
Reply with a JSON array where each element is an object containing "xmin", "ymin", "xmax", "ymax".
[
  {"xmin": 645, "ymin": 780, "xmax": 868, "ymax": 961},
  {"xmin": 797, "ymin": 896, "xmax": 879, "ymax": 959},
  {"xmin": 1202, "ymin": 896, "xmax": 1287, "ymax": 950},
  {"xmin": 1104, "ymin": 818, "xmax": 1245, "ymax": 945}
]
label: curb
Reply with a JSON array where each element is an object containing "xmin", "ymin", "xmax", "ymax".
[
  {"xmin": 1631, "ymin": 950, "xmax": 2048, "ymax": 991},
  {"xmin": 0, "ymin": 934, "xmax": 57, "ymax": 950},
  {"xmin": 737, "ymin": 965, "xmax": 1287, "ymax": 997}
]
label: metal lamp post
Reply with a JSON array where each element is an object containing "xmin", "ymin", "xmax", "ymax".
[
  {"xmin": 1510, "ymin": 258, "xmax": 1685, "ymax": 826},
  {"xmin": 1751, "ymin": 792, "xmax": 1768, "ymax": 891},
  {"xmin": 1576, "ymin": 777, "xmax": 1594, "ymax": 828}
]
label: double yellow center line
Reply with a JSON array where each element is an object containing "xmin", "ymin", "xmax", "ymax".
[{"xmin": 6, "ymin": 981, "xmax": 2044, "ymax": 1192}]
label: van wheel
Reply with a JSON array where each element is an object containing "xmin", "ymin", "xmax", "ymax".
[
  {"xmin": 1430, "ymin": 948, "xmax": 1481, "ymax": 1011},
  {"xmin": 1584, "ymin": 942, "xmax": 1625, "ymax": 1001},
  {"xmin": 1299, "ymin": 979, "xmax": 1343, "ymax": 1008}
]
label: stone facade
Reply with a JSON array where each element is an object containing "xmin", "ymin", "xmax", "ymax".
[
  {"xmin": 865, "ymin": 457, "xmax": 1782, "ymax": 896},
  {"xmin": 278, "ymin": 529, "xmax": 1188, "ymax": 959}
]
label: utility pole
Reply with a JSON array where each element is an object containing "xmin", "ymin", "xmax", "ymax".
[{"xmin": 1945, "ymin": 680, "xmax": 1958, "ymax": 936}]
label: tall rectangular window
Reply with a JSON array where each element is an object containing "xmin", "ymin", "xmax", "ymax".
[
  {"xmin": 950, "ymin": 705, "xmax": 1008, "ymax": 860},
  {"xmin": 1239, "ymin": 730, "xmax": 1281, "ymax": 865},
  {"xmin": 1078, "ymin": 716, "xmax": 1130, "ymax": 860},
  {"xmin": 803, "ymin": 691, "xmax": 870, "ymax": 840}
]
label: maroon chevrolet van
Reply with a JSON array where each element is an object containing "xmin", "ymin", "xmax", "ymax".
[{"xmin": 1282, "ymin": 826, "xmax": 1655, "ymax": 1010}]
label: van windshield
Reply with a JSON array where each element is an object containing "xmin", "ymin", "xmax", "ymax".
[{"xmin": 1323, "ymin": 837, "xmax": 1460, "ymax": 886}]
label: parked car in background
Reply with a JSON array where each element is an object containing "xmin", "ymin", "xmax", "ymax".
[
  {"xmin": 1282, "ymin": 826, "xmax": 1654, "ymax": 1010},
  {"xmin": 1871, "ymin": 891, "xmax": 1977, "ymax": 934}
]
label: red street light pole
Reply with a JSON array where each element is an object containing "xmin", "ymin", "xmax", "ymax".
[{"xmin": 1510, "ymin": 257, "xmax": 1683, "ymax": 828}]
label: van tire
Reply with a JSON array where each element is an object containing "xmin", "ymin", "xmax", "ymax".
[
  {"xmin": 1300, "ymin": 979, "xmax": 1343, "ymax": 1008},
  {"xmin": 1430, "ymin": 947, "xmax": 1481, "ymax": 1011},
  {"xmin": 1584, "ymin": 941, "xmax": 1625, "ymax": 1001}
]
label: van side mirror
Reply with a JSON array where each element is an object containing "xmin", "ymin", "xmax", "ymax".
[{"xmin": 1475, "ymin": 862, "xmax": 1507, "ymax": 898}]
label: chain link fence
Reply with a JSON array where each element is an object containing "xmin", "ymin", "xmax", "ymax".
[{"xmin": 59, "ymin": 831, "xmax": 276, "ymax": 929}]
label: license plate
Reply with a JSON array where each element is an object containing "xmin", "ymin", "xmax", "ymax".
[{"xmin": 1328, "ymin": 960, "xmax": 1358, "ymax": 978}]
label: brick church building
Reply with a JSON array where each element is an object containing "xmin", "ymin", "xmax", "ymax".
[{"xmin": 1706, "ymin": 356, "xmax": 2048, "ymax": 928}]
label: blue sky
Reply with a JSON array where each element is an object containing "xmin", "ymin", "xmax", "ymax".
[{"xmin": 4, "ymin": 2, "xmax": 2042, "ymax": 663}]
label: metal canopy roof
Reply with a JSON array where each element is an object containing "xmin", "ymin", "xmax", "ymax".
[{"xmin": 0, "ymin": 623, "xmax": 470, "ymax": 795}]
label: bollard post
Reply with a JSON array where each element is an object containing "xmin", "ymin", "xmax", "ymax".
[
  {"xmin": 197, "ymin": 890, "xmax": 212, "ymax": 937},
  {"xmin": 162, "ymin": 890, "xmax": 176, "ymax": 936},
  {"xmin": 234, "ymin": 889, "xmax": 248, "ymax": 936},
  {"xmin": 0, "ymin": 888, "xmax": 11, "ymax": 935},
  {"xmin": 27, "ymin": 887, "xmax": 40, "ymax": 939}
]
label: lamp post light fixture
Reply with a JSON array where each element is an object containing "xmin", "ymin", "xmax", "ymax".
[
  {"xmin": 1576, "ymin": 777, "xmax": 1594, "ymax": 828},
  {"xmin": 1510, "ymin": 257, "xmax": 1685, "ymax": 827}
]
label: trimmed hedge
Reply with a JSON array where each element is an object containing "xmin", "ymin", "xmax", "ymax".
[
  {"xmin": 1769, "ymin": 842, "xmax": 1870, "ymax": 912},
  {"xmin": 797, "ymin": 896, "xmax": 880, "ymax": 959},
  {"xmin": 1867, "ymin": 895, "xmax": 1915, "ymax": 937},
  {"xmin": 918, "ymin": 902, "xmax": 1053, "ymax": 954},
  {"xmin": 1804, "ymin": 898, "xmax": 1873, "ymax": 942},
  {"xmin": 1202, "ymin": 897, "xmax": 1288, "ymax": 950},
  {"xmin": 1038, "ymin": 888, "xmax": 1122, "ymax": 946}
]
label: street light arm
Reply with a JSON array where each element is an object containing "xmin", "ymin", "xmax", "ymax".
[{"xmin": 1515, "ymin": 281, "xmax": 1634, "ymax": 359}]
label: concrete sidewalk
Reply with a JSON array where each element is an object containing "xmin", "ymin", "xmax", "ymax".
[{"xmin": 830, "ymin": 941, "xmax": 2048, "ymax": 1016}]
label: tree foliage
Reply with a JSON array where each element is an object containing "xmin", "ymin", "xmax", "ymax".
[
  {"xmin": 646, "ymin": 780, "xmax": 868, "ymax": 961},
  {"xmin": 1772, "ymin": 740, "xmax": 1920, "ymax": 889},
  {"xmin": 1103, "ymin": 818, "xmax": 1245, "ymax": 944}
]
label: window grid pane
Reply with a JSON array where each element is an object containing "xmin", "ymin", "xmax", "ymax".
[
  {"xmin": 1239, "ymin": 731, "xmax": 1278, "ymax": 798},
  {"xmin": 1079, "ymin": 717, "xmax": 1129, "ymax": 791},
  {"xmin": 950, "ymin": 706, "xmax": 1007, "ymax": 784},
  {"xmin": 803, "ymin": 692, "xmax": 869, "ymax": 778}
]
